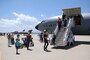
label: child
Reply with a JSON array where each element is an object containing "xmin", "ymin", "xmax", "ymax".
[{"xmin": 15, "ymin": 38, "xmax": 20, "ymax": 55}]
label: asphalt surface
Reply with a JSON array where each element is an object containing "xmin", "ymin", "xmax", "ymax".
[{"xmin": 0, "ymin": 34, "xmax": 90, "ymax": 60}]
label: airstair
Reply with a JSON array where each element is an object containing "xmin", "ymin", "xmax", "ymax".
[
  {"xmin": 51, "ymin": 7, "xmax": 81, "ymax": 46},
  {"xmin": 54, "ymin": 18, "xmax": 74, "ymax": 46}
]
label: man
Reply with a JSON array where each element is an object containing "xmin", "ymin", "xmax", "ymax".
[
  {"xmin": 26, "ymin": 33, "xmax": 33, "ymax": 50},
  {"xmin": 17, "ymin": 34, "xmax": 20, "ymax": 38},
  {"xmin": 39, "ymin": 32, "xmax": 43, "ymax": 43},
  {"xmin": 63, "ymin": 15, "xmax": 68, "ymax": 27},
  {"xmin": 43, "ymin": 30, "xmax": 49, "ymax": 51},
  {"xmin": 7, "ymin": 33, "xmax": 11, "ymax": 47}
]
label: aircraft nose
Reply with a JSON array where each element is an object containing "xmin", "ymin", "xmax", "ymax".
[{"xmin": 35, "ymin": 24, "xmax": 39, "ymax": 30}]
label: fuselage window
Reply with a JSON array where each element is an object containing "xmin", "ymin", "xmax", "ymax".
[
  {"xmin": 49, "ymin": 25, "xmax": 50, "ymax": 27},
  {"xmin": 53, "ymin": 24, "xmax": 54, "ymax": 26},
  {"xmin": 51, "ymin": 24, "xmax": 52, "ymax": 27},
  {"xmin": 43, "ymin": 25, "xmax": 45, "ymax": 27},
  {"xmin": 53, "ymin": 24, "xmax": 56, "ymax": 26},
  {"xmin": 44, "ymin": 25, "xmax": 47, "ymax": 27},
  {"xmin": 44, "ymin": 24, "xmax": 55, "ymax": 28}
]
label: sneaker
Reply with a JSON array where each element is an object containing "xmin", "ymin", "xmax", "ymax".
[{"xmin": 16, "ymin": 53, "xmax": 20, "ymax": 55}]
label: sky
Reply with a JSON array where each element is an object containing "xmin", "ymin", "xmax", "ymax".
[{"xmin": 0, "ymin": 0, "xmax": 90, "ymax": 32}]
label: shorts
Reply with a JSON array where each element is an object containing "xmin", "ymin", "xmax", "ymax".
[
  {"xmin": 8, "ymin": 39, "xmax": 11, "ymax": 44},
  {"xmin": 15, "ymin": 46, "xmax": 19, "ymax": 49}
]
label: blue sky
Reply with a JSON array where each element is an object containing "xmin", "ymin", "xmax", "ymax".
[{"xmin": 0, "ymin": 0, "xmax": 90, "ymax": 32}]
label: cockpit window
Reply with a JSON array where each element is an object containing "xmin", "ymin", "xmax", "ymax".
[{"xmin": 41, "ymin": 21, "xmax": 45, "ymax": 23}]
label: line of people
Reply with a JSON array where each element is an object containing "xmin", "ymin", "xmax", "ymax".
[
  {"xmin": 7, "ymin": 31, "xmax": 50, "ymax": 55},
  {"xmin": 7, "ymin": 33, "xmax": 34, "ymax": 55}
]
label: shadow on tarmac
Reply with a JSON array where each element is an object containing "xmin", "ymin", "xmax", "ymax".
[
  {"xmin": 52, "ymin": 40, "xmax": 90, "ymax": 50},
  {"xmin": 45, "ymin": 50, "xmax": 52, "ymax": 52}
]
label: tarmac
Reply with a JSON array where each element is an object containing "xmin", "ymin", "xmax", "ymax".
[
  {"xmin": 0, "ymin": 34, "xmax": 90, "ymax": 60},
  {"xmin": 0, "ymin": 50, "xmax": 2, "ymax": 60}
]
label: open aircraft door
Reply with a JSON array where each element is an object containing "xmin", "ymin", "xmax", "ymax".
[{"xmin": 62, "ymin": 7, "xmax": 82, "ymax": 25}]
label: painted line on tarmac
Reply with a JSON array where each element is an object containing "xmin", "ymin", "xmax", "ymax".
[{"xmin": 0, "ymin": 50, "xmax": 2, "ymax": 60}]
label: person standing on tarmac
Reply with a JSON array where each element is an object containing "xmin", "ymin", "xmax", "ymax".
[
  {"xmin": 7, "ymin": 33, "xmax": 11, "ymax": 47},
  {"xmin": 39, "ymin": 32, "xmax": 44, "ymax": 43},
  {"xmin": 11, "ymin": 33, "xmax": 14, "ymax": 45},
  {"xmin": 17, "ymin": 33, "xmax": 20, "ymax": 38},
  {"xmin": 43, "ymin": 30, "xmax": 49, "ymax": 51},
  {"xmin": 26, "ymin": 33, "xmax": 33, "ymax": 50},
  {"xmin": 15, "ymin": 38, "xmax": 20, "ymax": 55}
]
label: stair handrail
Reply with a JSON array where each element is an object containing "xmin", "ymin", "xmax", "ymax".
[
  {"xmin": 53, "ymin": 24, "xmax": 59, "ymax": 36},
  {"xmin": 63, "ymin": 18, "xmax": 73, "ymax": 41}
]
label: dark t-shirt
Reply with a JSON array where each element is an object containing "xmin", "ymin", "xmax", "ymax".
[
  {"xmin": 7, "ymin": 34, "xmax": 11, "ymax": 39},
  {"xmin": 26, "ymin": 34, "xmax": 33, "ymax": 42},
  {"xmin": 63, "ymin": 19, "xmax": 68, "ymax": 26},
  {"xmin": 44, "ymin": 32, "xmax": 48, "ymax": 40},
  {"xmin": 27, "ymin": 34, "xmax": 31, "ymax": 39},
  {"xmin": 17, "ymin": 34, "xmax": 20, "ymax": 38}
]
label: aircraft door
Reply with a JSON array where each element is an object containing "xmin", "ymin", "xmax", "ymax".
[
  {"xmin": 62, "ymin": 7, "xmax": 82, "ymax": 25},
  {"xmin": 74, "ymin": 15, "xmax": 81, "ymax": 25}
]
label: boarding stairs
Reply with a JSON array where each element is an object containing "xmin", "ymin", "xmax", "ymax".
[{"xmin": 53, "ymin": 18, "xmax": 75, "ymax": 46}]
